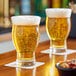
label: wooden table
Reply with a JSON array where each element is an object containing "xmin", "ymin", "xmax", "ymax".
[{"xmin": 0, "ymin": 39, "xmax": 76, "ymax": 76}]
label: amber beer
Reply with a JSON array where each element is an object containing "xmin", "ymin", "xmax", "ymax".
[
  {"xmin": 11, "ymin": 16, "xmax": 41, "ymax": 66},
  {"xmin": 46, "ymin": 9, "xmax": 72, "ymax": 54},
  {"xmin": 46, "ymin": 17, "xmax": 70, "ymax": 48},
  {"xmin": 12, "ymin": 25, "xmax": 39, "ymax": 62}
]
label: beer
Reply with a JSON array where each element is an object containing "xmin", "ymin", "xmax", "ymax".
[
  {"xmin": 11, "ymin": 16, "xmax": 41, "ymax": 66},
  {"xmin": 46, "ymin": 17, "xmax": 70, "ymax": 48},
  {"xmin": 12, "ymin": 25, "xmax": 39, "ymax": 60},
  {"xmin": 46, "ymin": 9, "xmax": 71, "ymax": 48}
]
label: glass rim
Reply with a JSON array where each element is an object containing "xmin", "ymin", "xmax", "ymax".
[
  {"xmin": 11, "ymin": 15, "xmax": 41, "ymax": 20},
  {"xmin": 11, "ymin": 15, "xmax": 41, "ymax": 25},
  {"xmin": 45, "ymin": 8, "xmax": 72, "ymax": 18},
  {"xmin": 45, "ymin": 8, "xmax": 72, "ymax": 10}
]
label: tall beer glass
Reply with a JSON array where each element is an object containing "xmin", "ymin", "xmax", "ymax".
[
  {"xmin": 11, "ymin": 16, "xmax": 41, "ymax": 66},
  {"xmin": 46, "ymin": 9, "xmax": 71, "ymax": 55}
]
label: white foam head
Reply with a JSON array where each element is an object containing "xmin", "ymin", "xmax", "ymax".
[
  {"xmin": 46, "ymin": 8, "xmax": 72, "ymax": 18},
  {"xmin": 11, "ymin": 16, "xmax": 41, "ymax": 25}
]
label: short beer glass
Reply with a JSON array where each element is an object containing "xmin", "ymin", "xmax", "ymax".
[
  {"xmin": 46, "ymin": 9, "xmax": 71, "ymax": 55},
  {"xmin": 11, "ymin": 16, "xmax": 41, "ymax": 66}
]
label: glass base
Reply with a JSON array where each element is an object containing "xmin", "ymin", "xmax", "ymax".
[
  {"xmin": 52, "ymin": 47, "xmax": 66, "ymax": 55},
  {"xmin": 17, "ymin": 52, "xmax": 35, "ymax": 67},
  {"xmin": 16, "ymin": 59, "xmax": 35, "ymax": 67},
  {"xmin": 50, "ymin": 47, "xmax": 67, "ymax": 61}
]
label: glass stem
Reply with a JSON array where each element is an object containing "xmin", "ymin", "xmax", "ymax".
[{"xmin": 50, "ymin": 40, "xmax": 67, "ymax": 61}]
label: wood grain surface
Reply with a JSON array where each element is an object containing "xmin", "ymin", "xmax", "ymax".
[{"xmin": 0, "ymin": 39, "xmax": 76, "ymax": 76}]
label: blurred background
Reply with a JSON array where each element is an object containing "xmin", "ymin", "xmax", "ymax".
[{"xmin": 0, "ymin": 0, "xmax": 76, "ymax": 53}]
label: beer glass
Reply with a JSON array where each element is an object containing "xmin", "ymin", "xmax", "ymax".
[
  {"xmin": 11, "ymin": 16, "xmax": 41, "ymax": 66},
  {"xmin": 45, "ymin": 9, "xmax": 72, "ymax": 55}
]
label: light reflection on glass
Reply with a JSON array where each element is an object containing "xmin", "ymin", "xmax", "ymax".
[
  {"xmin": 49, "ymin": 55, "xmax": 59, "ymax": 76},
  {"xmin": 44, "ymin": 53, "xmax": 65, "ymax": 76},
  {"xmin": 16, "ymin": 67, "xmax": 36, "ymax": 76}
]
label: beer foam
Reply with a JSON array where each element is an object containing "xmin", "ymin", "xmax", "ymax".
[
  {"xmin": 46, "ymin": 8, "xmax": 72, "ymax": 18},
  {"xmin": 11, "ymin": 16, "xmax": 41, "ymax": 25}
]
